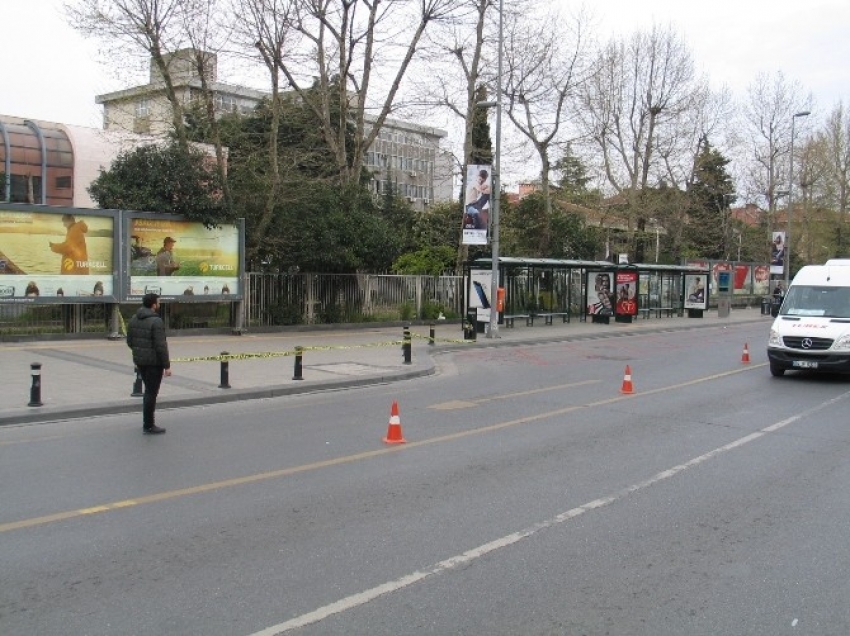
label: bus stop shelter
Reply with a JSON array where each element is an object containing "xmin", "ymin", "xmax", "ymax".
[{"xmin": 465, "ymin": 257, "xmax": 709, "ymax": 330}]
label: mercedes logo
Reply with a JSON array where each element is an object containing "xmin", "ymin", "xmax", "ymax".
[{"xmin": 802, "ymin": 338, "xmax": 813, "ymax": 349}]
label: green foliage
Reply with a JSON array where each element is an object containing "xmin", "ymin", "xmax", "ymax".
[
  {"xmin": 470, "ymin": 84, "xmax": 494, "ymax": 165},
  {"xmin": 265, "ymin": 301, "xmax": 305, "ymax": 326},
  {"xmin": 392, "ymin": 246, "xmax": 456, "ymax": 275},
  {"xmin": 399, "ymin": 302, "xmax": 415, "ymax": 321},
  {"xmin": 501, "ymin": 192, "xmax": 600, "ymax": 259},
  {"xmin": 87, "ymin": 142, "xmax": 228, "ymax": 226},
  {"xmin": 686, "ymin": 141, "xmax": 735, "ymax": 259}
]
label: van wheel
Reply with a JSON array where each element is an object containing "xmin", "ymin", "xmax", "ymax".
[{"xmin": 769, "ymin": 363, "xmax": 785, "ymax": 377}]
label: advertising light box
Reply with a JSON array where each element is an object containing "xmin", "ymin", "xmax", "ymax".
[
  {"xmin": 123, "ymin": 213, "xmax": 244, "ymax": 302},
  {"xmin": 0, "ymin": 204, "xmax": 118, "ymax": 303}
]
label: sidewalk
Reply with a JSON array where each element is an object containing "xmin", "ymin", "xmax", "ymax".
[{"xmin": 0, "ymin": 308, "xmax": 769, "ymax": 426}]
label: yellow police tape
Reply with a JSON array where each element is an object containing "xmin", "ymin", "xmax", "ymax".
[
  {"xmin": 169, "ymin": 332, "xmax": 473, "ymax": 363},
  {"xmin": 171, "ymin": 340, "xmax": 405, "ymax": 363}
]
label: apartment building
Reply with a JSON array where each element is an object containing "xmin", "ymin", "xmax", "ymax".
[{"xmin": 96, "ymin": 49, "xmax": 454, "ymax": 209}]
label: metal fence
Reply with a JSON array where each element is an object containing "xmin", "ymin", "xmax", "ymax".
[
  {"xmin": 245, "ymin": 273, "xmax": 464, "ymax": 327},
  {"xmin": 0, "ymin": 273, "xmax": 465, "ymax": 337}
]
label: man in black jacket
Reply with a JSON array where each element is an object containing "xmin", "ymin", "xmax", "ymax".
[{"xmin": 126, "ymin": 293, "xmax": 171, "ymax": 434}]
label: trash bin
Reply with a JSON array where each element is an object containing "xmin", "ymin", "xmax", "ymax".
[{"xmin": 761, "ymin": 298, "xmax": 771, "ymax": 315}]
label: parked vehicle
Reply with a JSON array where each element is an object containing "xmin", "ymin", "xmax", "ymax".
[{"xmin": 767, "ymin": 259, "xmax": 850, "ymax": 376}]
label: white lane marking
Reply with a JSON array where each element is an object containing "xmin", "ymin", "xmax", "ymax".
[{"xmin": 249, "ymin": 390, "xmax": 850, "ymax": 635}]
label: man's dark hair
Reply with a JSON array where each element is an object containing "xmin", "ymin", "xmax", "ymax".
[{"xmin": 142, "ymin": 292, "xmax": 159, "ymax": 308}]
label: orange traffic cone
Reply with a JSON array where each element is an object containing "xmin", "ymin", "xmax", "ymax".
[
  {"xmin": 383, "ymin": 401, "xmax": 407, "ymax": 444},
  {"xmin": 620, "ymin": 365, "xmax": 635, "ymax": 394},
  {"xmin": 742, "ymin": 343, "xmax": 750, "ymax": 364}
]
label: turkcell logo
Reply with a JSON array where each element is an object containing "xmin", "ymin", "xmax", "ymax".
[
  {"xmin": 199, "ymin": 262, "xmax": 235, "ymax": 273},
  {"xmin": 0, "ymin": 285, "xmax": 15, "ymax": 297},
  {"xmin": 0, "ymin": 259, "xmax": 6, "ymax": 271}
]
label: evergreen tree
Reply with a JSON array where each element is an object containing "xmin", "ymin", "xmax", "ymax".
[
  {"xmin": 686, "ymin": 141, "xmax": 735, "ymax": 259},
  {"xmin": 470, "ymin": 84, "xmax": 494, "ymax": 166}
]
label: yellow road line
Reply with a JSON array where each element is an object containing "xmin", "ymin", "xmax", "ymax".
[
  {"xmin": 430, "ymin": 379, "xmax": 599, "ymax": 410},
  {"xmin": 0, "ymin": 364, "xmax": 763, "ymax": 534}
]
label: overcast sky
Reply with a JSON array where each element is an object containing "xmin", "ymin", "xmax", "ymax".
[{"xmin": 2, "ymin": 0, "xmax": 848, "ymax": 130}]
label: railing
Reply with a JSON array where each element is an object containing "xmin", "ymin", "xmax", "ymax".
[{"xmin": 0, "ymin": 273, "xmax": 465, "ymax": 337}]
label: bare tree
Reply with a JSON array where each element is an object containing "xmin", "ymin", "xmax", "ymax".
[
  {"xmin": 230, "ymin": 0, "xmax": 297, "ymax": 249},
  {"xmin": 501, "ymin": 4, "xmax": 591, "ymax": 243},
  {"xmin": 181, "ymin": 0, "xmax": 235, "ymax": 214},
  {"xmin": 66, "ymin": 0, "xmax": 193, "ymax": 152},
  {"xmin": 577, "ymin": 24, "xmax": 703, "ymax": 260},
  {"xmin": 263, "ymin": 0, "xmax": 457, "ymax": 189}
]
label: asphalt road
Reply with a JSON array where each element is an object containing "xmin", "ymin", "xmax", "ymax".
[{"xmin": 2, "ymin": 320, "xmax": 850, "ymax": 635}]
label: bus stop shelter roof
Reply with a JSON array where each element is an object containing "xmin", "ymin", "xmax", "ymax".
[{"xmin": 469, "ymin": 257, "xmax": 708, "ymax": 273}]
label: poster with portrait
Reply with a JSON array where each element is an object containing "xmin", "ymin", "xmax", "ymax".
[
  {"xmin": 753, "ymin": 264, "xmax": 769, "ymax": 295},
  {"xmin": 770, "ymin": 231, "xmax": 785, "ymax": 275},
  {"xmin": 684, "ymin": 274, "xmax": 708, "ymax": 309},
  {"xmin": 586, "ymin": 271, "xmax": 614, "ymax": 316},
  {"xmin": 0, "ymin": 204, "xmax": 117, "ymax": 303},
  {"xmin": 462, "ymin": 164, "xmax": 491, "ymax": 246},
  {"xmin": 124, "ymin": 214, "xmax": 244, "ymax": 301},
  {"xmin": 614, "ymin": 270, "xmax": 638, "ymax": 316}
]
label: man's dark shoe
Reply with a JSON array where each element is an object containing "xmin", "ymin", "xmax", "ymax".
[{"xmin": 143, "ymin": 426, "xmax": 166, "ymax": 435}]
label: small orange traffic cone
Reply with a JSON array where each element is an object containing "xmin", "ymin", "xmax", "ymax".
[
  {"xmin": 620, "ymin": 365, "xmax": 635, "ymax": 394},
  {"xmin": 383, "ymin": 401, "xmax": 407, "ymax": 444},
  {"xmin": 742, "ymin": 343, "xmax": 750, "ymax": 364}
]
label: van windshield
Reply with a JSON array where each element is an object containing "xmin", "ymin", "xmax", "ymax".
[{"xmin": 781, "ymin": 285, "xmax": 850, "ymax": 318}]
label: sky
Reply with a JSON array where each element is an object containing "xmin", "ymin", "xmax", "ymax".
[{"xmin": 2, "ymin": 0, "xmax": 848, "ymax": 131}]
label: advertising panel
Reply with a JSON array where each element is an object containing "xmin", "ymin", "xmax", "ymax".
[
  {"xmin": 462, "ymin": 164, "xmax": 491, "ymax": 246},
  {"xmin": 770, "ymin": 231, "xmax": 785, "ymax": 275},
  {"xmin": 586, "ymin": 271, "xmax": 614, "ymax": 316},
  {"xmin": 684, "ymin": 274, "xmax": 707, "ymax": 309},
  {"xmin": 125, "ymin": 214, "xmax": 243, "ymax": 301},
  {"xmin": 468, "ymin": 268, "xmax": 493, "ymax": 323},
  {"xmin": 614, "ymin": 270, "xmax": 638, "ymax": 316},
  {"xmin": 0, "ymin": 205, "xmax": 117, "ymax": 303}
]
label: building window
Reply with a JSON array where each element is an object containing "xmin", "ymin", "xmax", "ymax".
[
  {"xmin": 56, "ymin": 176, "xmax": 72, "ymax": 189},
  {"xmin": 135, "ymin": 99, "xmax": 149, "ymax": 118},
  {"xmin": 215, "ymin": 94, "xmax": 237, "ymax": 112}
]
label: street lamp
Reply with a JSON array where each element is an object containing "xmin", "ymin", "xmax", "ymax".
[
  {"xmin": 485, "ymin": 0, "xmax": 503, "ymax": 339},
  {"xmin": 785, "ymin": 110, "xmax": 810, "ymax": 287}
]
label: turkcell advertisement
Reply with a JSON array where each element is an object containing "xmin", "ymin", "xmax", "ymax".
[
  {"xmin": 125, "ymin": 214, "xmax": 243, "ymax": 301},
  {"xmin": 0, "ymin": 205, "xmax": 117, "ymax": 303}
]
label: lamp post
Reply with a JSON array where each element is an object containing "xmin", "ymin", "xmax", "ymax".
[
  {"xmin": 486, "ymin": 0, "xmax": 504, "ymax": 339},
  {"xmin": 785, "ymin": 110, "xmax": 810, "ymax": 287}
]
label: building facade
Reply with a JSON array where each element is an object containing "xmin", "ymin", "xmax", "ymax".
[{"xmin": 96, "ymin": 49, "xmax": 454, "ymax": 209}]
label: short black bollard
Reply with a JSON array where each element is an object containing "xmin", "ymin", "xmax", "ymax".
[
  {"xmin": 219, "ymin": 351, "xmax": 231, "ymax": 389},
  {"xmin": 131, "ymin": 367, "xmax": 144, "ymax": 397},
  {"xmin": 402, "ymin": 326, "xmax": 412, "ymax": 365},
  {"xmin": 28, "ymin": 362, "xmax": 43, "ymax": 407},
  {"xmin": 293, "ymin": 346, "xmax": 304, "ymax": 380},
  {"xmin": 429, "ymin": 323, "xmax": 435, "ymax": 346}
]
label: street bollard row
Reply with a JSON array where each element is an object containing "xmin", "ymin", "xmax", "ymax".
[{"xmin": 32, "ymin": 336, "xmax": 404, "ymax": 407}]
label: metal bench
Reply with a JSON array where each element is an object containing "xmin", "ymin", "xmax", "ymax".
[
  {"xmin": 534, "ymin": 312, "xmax": 570, "ymax": 325},
  {"xmin": 504, "ymin": 314, "xmax": 532, "ymax": 327}
]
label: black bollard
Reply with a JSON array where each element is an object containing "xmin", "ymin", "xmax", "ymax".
[
  {"xmin": 219, "ymin": 351, "xmax": 231, "ymax": 389},
  {"xmin": 429, "ymin": 323, "xmax": 435, "ymax": 346},
  {"xmin": 293, "ymin": 346, "xmax": 304, "ymax": 380},
  {"xmin": 28, "ymin": 362, "xmax": 43, "ymax": 407},
  {"xmin": 402, "ymin": 326, "xmax": 412, "ymax": 365},
  {"xmin": 131, "ymin": 367, "xmax": 144, "ymax": 397}
]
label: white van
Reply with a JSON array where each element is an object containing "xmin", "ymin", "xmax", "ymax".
[{"xmin": 767, "ymin": 260, "xmax": 850, "ymax": 376}]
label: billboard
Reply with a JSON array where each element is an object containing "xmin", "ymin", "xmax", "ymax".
[
  {"xmin": 684, "ymin": 274, "xmax": 707, "ymax": 309},
  {"xmin": 462, "ymin": 164, "xmax": 491, "ymax": 246},
  {"xmin": 770, "ymin": 231, "xmax": 785, "ymax": 275},
  {"xmin": 0, "ymin": 205, "xmax": 117, "ymax": 303},
  {"xmin": 586, "ymin": 271, "xmax": 614, "ymax": 316},
  {"xmin": 614, "ymin": 270, "xmax": 638, "ymax": 316},
  {"xmin": 124, "ymin": 214, "xmax": 244, "ymax": 301}
]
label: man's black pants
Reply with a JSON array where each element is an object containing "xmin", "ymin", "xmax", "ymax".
[{"xmin": 138, "ymin": 365, "xmax": 164, "ymax": 427}]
